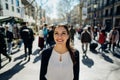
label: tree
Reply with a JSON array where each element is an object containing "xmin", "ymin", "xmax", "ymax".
[{"xmin": 56, "ymin": 0, "xmax": 79, "ymax": 24}]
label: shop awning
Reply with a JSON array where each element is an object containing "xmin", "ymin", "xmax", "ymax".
[{"xmin": 0, "ymin": 16, "xmax": 23, "ymax": 24}]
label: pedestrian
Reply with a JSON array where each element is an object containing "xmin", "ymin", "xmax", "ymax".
[
  {"xmin": 81, "ymin": 27, "xmax": 92, "ymax": 54},
  {"xmin": 16, "ymin": 25, "xmax": 23, "ymax": 51},
  {"xmin": 40, "ymin": 24, "xmax": 79, "ymax": 80},
  {"xmin": 43, "ymin": 23, "xmax": 48, "ymax": 48},
  {"xmin": 5, "ymin": 25, "xmax": 14, "ymax": 54},
  {"xmin": 0, "ymin": 26, "xmax": 11, "ymax": 64},
  {"xmin": 38, "ymin": 26, "xmax": 44, "ymax": 50},
  {"xmin": 69, "ymin": 25, "xmax": 76, "ymax": 45},
  {"xmin": 108, "ymin": 27, "xmax": 119, "ymax": 52},
  {"xmin": 117, "ymin": 27, "xmax": 120, "ymax": 47},
  {"xmin": 20, "ymin": 22, "xmax": 34, "ymax": 61},
  {"xmin": 98, "ymin": 29, "xmax": 107, "ymax": 52},
  {"xmin": 47, "ymin": 25, "xmax": 55, "ymax": 47}
]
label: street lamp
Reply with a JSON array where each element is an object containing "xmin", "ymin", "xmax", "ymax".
[{"xmin": 93, "ymin": 3, "xmax": 97, "ymax": 27}]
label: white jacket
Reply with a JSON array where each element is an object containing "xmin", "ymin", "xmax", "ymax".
[{"xmin": 109, "ymin": 30, "xmax": 119, "ymax": 43}]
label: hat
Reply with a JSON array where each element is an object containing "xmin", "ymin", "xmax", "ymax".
[
  {"xmin": 84, "ymin": 26, "xmax": 88, "ymax": 30},
  {"xmin": 5, "ymin": 25, "xmax": 9, "ymax": 28}
]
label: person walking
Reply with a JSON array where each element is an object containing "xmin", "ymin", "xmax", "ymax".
[
  {"xmin": 0, "ymin": 26, "xmax": 11, "ymax": 67},
  {"xmin": 5, "ymin": 25, "xmax": 14, "ymax": 55},
  {"xmin": 47, "ymin": 25, "xmax": 55, "ymax": 47},
  {"xmin": 108, "ymin": 27, "xmax": 119, "ymax": 52},
  {"xmin": 20, "ymin": 22, "xmax": 34, "ymax": 61},
  {"xmin": 117, "ymin": 27, "xmax": 120, "ymax": 47},
  {"xmin": 40, "ymin": 24, "xmax": 79, "ymax": 80},
  {"xmin": 81, "ymin": 27, "xmax": 92, "ymax": 54},
  {"xmin": 98, "ymin": 29, "xmax": 107, "ymax": 52},
  {"xmin": 38, "ymin": 26, "xmax": 44, "ymax": 50},
  {"xmin": 43, "ymin": 23, "xmax": 48, "ymax": 48},
  {"xmin": 69, "ymin": 25, "xmax": 76, "ymax": 45}
]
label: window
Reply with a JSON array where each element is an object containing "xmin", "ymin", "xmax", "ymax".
[
  {"xmin": 116, "ymin": 6, "xmax": 120, "ymax": 15},
  {"xmin": 16, "ymin": 0, "xmax": 19, "ymax": 7},
  {"xmin": 105, "ymin": 9, "xmax": 108, "ymax": 16},
  {"xmin": 5, "ymin": 3, "xmax": 9, "ymax": 10},
  {"xmin": 110, "ymin": 8, "xmax": 113, "ymax": 16},
  {"xmin": 11, "ymin": 0, "xmax": 14, "ymax": 4},
  {"xmin": 17, "ymin": 8, "xmax": 20, "ymax": 13},
  {"xmin": 12, "ymin": 6, "xmax": 14, "ymax": 12}
]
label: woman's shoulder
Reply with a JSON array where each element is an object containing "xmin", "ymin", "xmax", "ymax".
[
  {"xmin": 72, "ymin": 48, "xmax": 79, "ymax": 56},
  {"xmin": 41, "ymin": 47, "xmax": 54, "ymax": 56}
]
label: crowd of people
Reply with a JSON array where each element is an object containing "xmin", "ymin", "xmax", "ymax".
[
  {"xmin": 0, "ymin": 22, "xmax": 35, "ymax": 68},
  {"xmin": 0, "ymin": 22, "xmax": 120, "ymax": 80},
  {"xmin": 76, "ymin": 24, "xmax": 120, "ymax": 55}
]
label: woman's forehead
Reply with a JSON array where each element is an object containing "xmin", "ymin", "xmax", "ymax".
[{"xmin": 55, "ymin": 26, "xmax": 66, "ymax": 31}]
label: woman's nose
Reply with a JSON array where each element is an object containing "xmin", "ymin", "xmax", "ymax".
[{"xmin": 57, "ymin": 34, "xmax": 63, "ymax": 38}]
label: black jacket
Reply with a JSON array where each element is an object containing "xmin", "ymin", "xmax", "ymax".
[
  {"xmin": 6, "ymin": 30, "xmax": 13, "ymax": 42},
  {"xmin": 20, "ymin": 26, "xmax": 34, "ymax": 43},
  {"xmin": 40, "ymin": 47, "xmax": 79, "ymax": 80}
]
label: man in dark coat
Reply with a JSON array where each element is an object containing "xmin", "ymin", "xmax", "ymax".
[
  {"xmin": 0, "ymin": 26, "xmax": 11, "ymax": 68},
  {"xmin": 20, "ymin": 22, "xmax": 34, "ymax": 61}
]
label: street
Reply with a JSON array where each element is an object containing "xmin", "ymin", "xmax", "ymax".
[{"xmin": 0, "ymin": 35, "xmax": 120, "ymax": 80}]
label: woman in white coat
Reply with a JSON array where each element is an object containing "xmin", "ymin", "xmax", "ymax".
[{"xmin": 108, "ymin": 27, "xmax": 119, "ymax": 52}]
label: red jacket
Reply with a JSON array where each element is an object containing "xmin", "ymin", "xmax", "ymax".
[{"xmin": 98, "ymin": 32, "xmax": 106, "ymax": 44}]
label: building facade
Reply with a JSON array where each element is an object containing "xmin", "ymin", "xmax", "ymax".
[
  {"xmin": 0, "ymin": 0, "xmax": 22, "ymax": 17},
  {"xmin": 87, "ymin": 0, "xmax": 120, "ymax": 32},
  {"xmin": 0, "ymin": 0, "xmax": 46, "ymax": 33}
]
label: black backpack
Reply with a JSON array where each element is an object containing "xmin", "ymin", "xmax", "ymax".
[
  {"xmin": 21, "ymin": 28, "xmax": 31, "ymax": 40},
  {"xmin": 81, "ymin": 31, "xmax": 92, "ymax": 43}
]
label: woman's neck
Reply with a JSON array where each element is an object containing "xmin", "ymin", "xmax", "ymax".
[{"xmin": 54, "ymin": 45, "xmax": 68, "ymax": 54}]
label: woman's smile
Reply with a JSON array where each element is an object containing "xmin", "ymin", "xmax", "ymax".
[{"xmin": 54, "ymin": 26, "xmax": 69, "ymax": 45}]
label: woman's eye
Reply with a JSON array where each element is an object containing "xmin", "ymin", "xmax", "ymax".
[
  {"xmin": 62, "ymin": 33, "xmax": 66, "ymax": 35},
  {"xmin": 54, "ymin": 32, "xmax": 58, "ymax": 35}
]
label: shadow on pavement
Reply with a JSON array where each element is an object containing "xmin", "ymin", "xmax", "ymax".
[
  {"xmin": 0, "ymin": 61, "xmax": 10, "ymax": 69},
  {"xmin": 82, "ymin": 54, "xmax": 94, "ymax": 68},
  {"xmin": 32, "ymin": 49, "xmax": 41, "ymax": 55},
  {"xmin": 11, "ymin": 50, "xmax": 20, "ymax": 55},
  {"xmin": 0, "ymin": 60, "xmax": 28, "ymax": 80},
  {"xmin": 32, "ymin": 49, "xmax": 42, "ymax": 63},
  {"xmin": 33, "ymin": 54, "xmax": 42, "ymax": 63},
  {"xmin": 101, "ymin": 54, "xmax": 114, "ymax": 63},
  {"xmin": 14, "ymin": 54, "xmax": 25, "ymax": 62},
  {"xmin": 112, "ymin": 48, "xmax": 120, "ymax": 59},
  {"xmin": 90, "ymin": 50, "xmax": 98, "ymax": 54}
]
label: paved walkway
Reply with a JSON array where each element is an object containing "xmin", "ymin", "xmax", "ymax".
[{"xmin": 0, "ymin": 35, "xmax": 120, "ymax": 80}]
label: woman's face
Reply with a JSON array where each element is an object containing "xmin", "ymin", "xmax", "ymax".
[{"xmin": 54, "ymin": 26, "xmax": 69, "ymax": 45}]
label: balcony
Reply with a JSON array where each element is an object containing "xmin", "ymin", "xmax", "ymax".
[
  {"xmin": 104, "ymin": 0, "xmax": 114, "ymax": 7},
  {"xmin": 21, "ymin": 0, "xmax": 34, "ymax": 7}
]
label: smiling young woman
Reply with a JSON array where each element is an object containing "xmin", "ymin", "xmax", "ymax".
[{"xmin": 40, "ymin": 24, "xmax": 79, "ymax": 80}]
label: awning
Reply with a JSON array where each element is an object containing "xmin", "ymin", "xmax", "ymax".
[{"xmin": 0, "ymin": 16, "xmax": 23, "ymax": 24}]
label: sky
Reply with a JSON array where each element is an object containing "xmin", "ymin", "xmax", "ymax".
[
  {"xmin": 36, "ymin": 0, "xmax": 59, "ymax": 19},
  {"xmin": 36, "ymin": 0, "xmax": 79, "ymax": 19}
]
